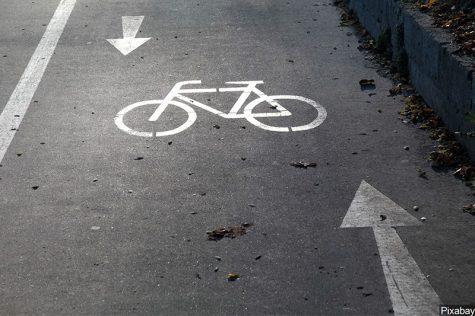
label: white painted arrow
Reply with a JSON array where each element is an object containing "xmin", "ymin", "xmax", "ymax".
[
  {"xmin": 107, "ymin": 16, "xmax": 151, "ymax": 56},
  {"xmin": 341, "ymin": 180, "xmax": 441, "ymax": 316}
]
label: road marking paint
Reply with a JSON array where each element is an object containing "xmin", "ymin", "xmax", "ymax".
[
  {"xmin": 0, "ymin": 0, "xmax": 76, "ymax": 163},
  {"xmin": 115, "ymin": 100, "xmax": 196, "ymax": 137},
  {"xmin": 341, "ymin": 180, "xmax": 441, "ymax": 316},
  {"xmin": 107, "ymin": 16, "xmax": 151, "ymax": 55},
  {"xmin": 116, "ymin": 80, "xmax": 327, "ymax": 137},
  {"xmin": 244, "ymin": 95, "xmax": 326, "ymax": 132}
]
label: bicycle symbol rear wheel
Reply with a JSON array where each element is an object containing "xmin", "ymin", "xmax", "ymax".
[
  {"xmin": 114, "ymin": 100, "xmax": 197, "ymax": 137},
  {"xmin": 243, "ymin": 95, "xmax": 327, "ymax": 132}
]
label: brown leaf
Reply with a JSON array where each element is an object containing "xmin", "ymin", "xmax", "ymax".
[
  {"xmin": 454, "ymin": 165, "xmax": 475, "ymax": 180},
  {"xmin": 227, "ymin": 273, "xmax": 240, "ymax": 281},
  {"xmin": 207, "ymin": 223, "xmax": 253, "ymax": 241},
  {"xmin": 359, "ymin": 79, "xmax": 376, "ymax": 90},
  {"xmin": 462, "ymin": 204, "xmax": 475, "ymax": 215},
  {"xmin": 290, "ymin": 161, "xmax": 317, "ymax": 169}
]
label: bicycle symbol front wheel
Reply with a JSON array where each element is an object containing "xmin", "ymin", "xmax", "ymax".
[
  {"xmin": 114, "ymin": 100, "xmax": 197, "ymax": 137},
  {"xmin": 243, "ymin": 95, "xmax": 327, "ymax": 132}
]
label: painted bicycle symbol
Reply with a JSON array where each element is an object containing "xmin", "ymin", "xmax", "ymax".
[{"xmin": 115, "ymin": 80, "xmax": 327, "ymax": 137}]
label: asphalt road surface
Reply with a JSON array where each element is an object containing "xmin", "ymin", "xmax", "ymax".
[{"xmin": 0, "ymin": 0, "xmax": 474, "ymax": 315}]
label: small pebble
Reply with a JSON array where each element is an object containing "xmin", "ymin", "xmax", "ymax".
[
  {"xmin": 404, "ymin": 146, "xmax": 410, "ymax": 151},
  {"xmin": 91, "ymin": 226, "xmax": 100, "ymax": 231},
  {"xmin": 413, "ymin": 206, "xmax": 419, "ymax": 211},
  {"xmin": 420, "ymin": 217, "xmax": 427, "ymax": 222}
]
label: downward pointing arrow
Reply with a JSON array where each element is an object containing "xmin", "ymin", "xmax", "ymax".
[
  {"xmin": 107, "ymin": 16, "xmax": 151, "ymax": 55},
  {"xmin": 341, "ymin": 181, "xmax": 441, "ymax": 316}
]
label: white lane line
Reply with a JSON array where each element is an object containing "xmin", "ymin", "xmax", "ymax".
[
  {"xmin": 341, "ymin": 181, "xmax": 441, "ymax": 315},
  {"xmin": 0, "ymin": 0, "xmax": 77, "ymax": 163}
]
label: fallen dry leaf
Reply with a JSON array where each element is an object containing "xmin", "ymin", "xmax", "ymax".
[
  {"xmin": 462, "ymin": 204, "xmax": 475, "ymax": 215},
  {"xmin": 359, "ymin": 79, "xmax": 376, "ymax": 90},
  {"xmin": 227, "ymin": 273, "xmax": 240, "ymax": 281},
  {"xmin": 290, "ymin": 161, "xmax": 317, "ymax": 169},
  {"xmin": 207, "ymin": 223, "xmax": 253, "ymax": 241},
  {"xmin": 453, "ymin": 165, "xmax": 475, "ymax": 180}
]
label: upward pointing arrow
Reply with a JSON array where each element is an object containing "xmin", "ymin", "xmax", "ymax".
[
  {"xmin": 107, "ymin": 16, "xmax": 151, "ymax": 56},
  {"xmin": 341, "ymin": 181, "xmax": 441, "ymax": 316},
  {"xmin": 341, "ymin": 180, "xmax": 422, "ymax": 228}
]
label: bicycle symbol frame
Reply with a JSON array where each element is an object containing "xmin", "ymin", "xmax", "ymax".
[{"xmin": 114, "ymin": 80, "xmax": 327, "ymax": 137}]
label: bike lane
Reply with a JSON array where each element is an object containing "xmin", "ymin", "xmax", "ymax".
[{"xmin": 0, "ymin": 0, "xmax": 474, "ymax": 314}]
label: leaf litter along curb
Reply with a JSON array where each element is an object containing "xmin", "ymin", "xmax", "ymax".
[
  {"xmin": 411, "ymin": 0, "xmax": 475, "ymax": 57},
  {"xmin": 207, "ymin": 223, "xmax": 253, "ymax": 241},
  {"xmin": 399, "ymin": 95, "xmax": 469, "ymax": 170},
  {"xmin": 334, "ymin": 0, "xmax": 475, "ymax": 213}
]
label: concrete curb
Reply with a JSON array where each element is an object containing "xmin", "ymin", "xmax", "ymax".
[{"xmin": 345, "ymin": 0, "xmax": 475, "ymax": 159}]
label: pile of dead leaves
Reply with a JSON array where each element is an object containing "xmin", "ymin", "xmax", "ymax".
[
  {"xmin": 340, "ymin": 11, "xmax": 358, "ymax": 27},
  {"xmin": 400, "ymin": 96, "xmax": 433, "ymax": 127},
  {"xmin": 335, "ymin": 0, "xmax": 358, "ymax": 27},
  {"xmin": 399, "ymin": 95, "xmax": 439, "ymax": 125},
  {"xmin": 414, "ymin": 0, "xmax": 475, "ymax": 56},
  {"xmin": 399, "ymin": 95, "xmax": 469, "ymax": 168}
]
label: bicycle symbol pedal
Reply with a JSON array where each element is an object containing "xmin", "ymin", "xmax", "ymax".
[{"xmin": 114, "ymin": 80, "xmax": 327, "ymax": 137}]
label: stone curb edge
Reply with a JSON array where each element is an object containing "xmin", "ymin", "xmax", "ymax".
[{"xmin": 345, "ymin": 0, "xmax": 475, "ymax": 159}]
